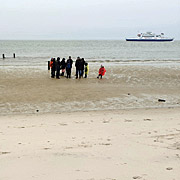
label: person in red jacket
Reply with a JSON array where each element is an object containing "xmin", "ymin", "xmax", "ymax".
[{"xmin": 97, "ymin": 65, "xmax": 106, "ymax": 79}]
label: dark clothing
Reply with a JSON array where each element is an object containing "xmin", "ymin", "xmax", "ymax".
[
  {"xmin": 66, "ymin": 58, "xmax": 73, "ymax": 78},
  {"xmin": 51, "ymin": 59, "xmax": 56, "ymax": 78},
  {"xmin": 66, "ymin": 68, "xmax": 71, "ymax": 78},
  {"xmin": 79, "ymin": 59, "xmax": 85, "ymax": 78},
  {"xmin": 80, "ymin": 59, "xmax": 85, "ymax": 71},
  {"xmin": 75, "ymin": 58, "xmax": 81, "ymax": 78},
  {"xmin": 75, "ymin": 59, "xmax": 81, "ymax": 69},
  {"xmin": 76, "ymin": 69, "xmax": 82, "ymax": 79},
  {"xmin": 60, "ymin": 59, "xmax": 66, "ymax": 76},
  {"xmin": 61, "ymin": 59, "xmax": 66, "ymax": 69},
  {"xmin": 56, "ymin": 60, "xmax": 61, "ymax": 79},
  {"xmin": 67, "ymin": 58, "xmax": 73, "ymax": 68}
]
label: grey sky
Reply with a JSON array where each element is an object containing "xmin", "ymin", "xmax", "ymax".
[{"xmin": 0, "ymin": 0, "xmax": 179, "ymax": 40}]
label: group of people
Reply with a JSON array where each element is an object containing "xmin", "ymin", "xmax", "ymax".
[{"xmin": 49, "ymin": 56, "xmax": 106, "ymax": 79}]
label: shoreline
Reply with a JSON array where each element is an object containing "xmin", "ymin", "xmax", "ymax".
[{"xmin": 0, "ymin": 105, "xmax": 180, "ymax": 117}]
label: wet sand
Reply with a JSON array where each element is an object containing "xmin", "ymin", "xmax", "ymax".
[{"xmin": 0, "ymin": 64, "xmax": 180, "ymax": 114}]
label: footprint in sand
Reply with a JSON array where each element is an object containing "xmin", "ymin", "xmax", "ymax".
[
  {"xmin": 0, "ymin": 151, "xmax": 11, "ymax": 155},
  {"xmin": 74, "ymin": 121, "xmax": 85, "ymax": 124},
  {"xmin": 125, "ymin": 119, "xmax": 132, "ymax": 122},
  {"xmin": 133, "ymin": 176, "xmax": 142, "ymax": 179},
  {"xmin": 59, "ymin": 123, "xmax": 68, "ymax": 126},
  {"xmin": 103, "ymin": 120, "xmax": 110, "ymax": 123},
  {"xmin": 99, "ymin": 143, "xmax": 112, "ymax": 146},
  {"xmin": 144, "ymin": 118, "xmax": 152, "ymax": 121},
  {"xmin": 166, "ymin": 167, "xmax": 173, "ymax": 170}
]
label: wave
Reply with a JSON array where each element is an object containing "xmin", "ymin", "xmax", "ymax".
[{"xmin": 1, "ymin": 55, "xmax": 180, "ymax": 62}]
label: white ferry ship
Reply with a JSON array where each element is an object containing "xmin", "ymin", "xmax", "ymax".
[{"xmin": 126, "ymin": 32, "xmax": 174, "ymax": 42}]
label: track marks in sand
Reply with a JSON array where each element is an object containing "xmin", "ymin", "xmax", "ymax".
[
  {"xmin": 132, "ymin": 174, "xmax": 149, "ymax": 180},
  {"xmin": 0, "ymin": 151, "xmax": 11, "ymax": 155},
  {"xmin": 76, "ymin": 178, "xmax": 117, "ymax": 180},
  {"xmin": 62, "ymin": 137, "xmax": 112, "ymax": 151},
  {"xmin": 103, "ymin": 120, "xmax": 110, "ymax": 123},
  {"xmin": 143, "ymin": 118, "xmax": 152, "ymax": 121},
  {"xmin": 59, "ymin": 123, "xmax": 68, "ymax": 126},
  {"xmin": 152, "ymin": 132, "xmax": 180, "ymax": 149},
  {"xmin": 124, "ymin": 119, "xmax": 132, "ymax": 122},
  {"xmin": 166, "ymin": 167, "xmax": 173, "ymax": 170}
]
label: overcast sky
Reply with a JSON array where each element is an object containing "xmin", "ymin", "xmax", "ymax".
[{"xmin": 0, "ymin": 0, "xmax": 179, "ymax": 40}]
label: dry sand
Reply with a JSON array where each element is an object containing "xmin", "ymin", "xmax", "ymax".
[
  {"xmin": 0, "ymin": 108, "xmax": 180, "ymax": 180},
  {"xmin": 0, "ymin": 63, "xmax": 180, "ymax": 179}
]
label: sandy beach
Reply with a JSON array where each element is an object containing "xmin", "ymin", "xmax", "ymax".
[
  {"xmin": 0, "ymin": 108, "xmax": 180, "ymax": 180},
  {"xmin": 0, "ymin": 63, "xmax": 180, "ymax": 179}
]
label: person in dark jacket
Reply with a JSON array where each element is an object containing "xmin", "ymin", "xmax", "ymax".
[
  {"xmin": 66, "ymin": 56, "xmax": 73, "ymax": 78},
  {"xmin": 80, "ymin": 58, "xmax": 85, "ymax": 78},
  {"xmin": 56, "ymin": 57, "xmax": 61, "ymax": 79},
  {"xmin": 51, "ymin": 58, "xmax": 56, "ymax": 78},
  {"xmin": 60, "ymin": 58, "xmax": 66, "ymax": 76},
  {"xmin": 75, "ymin": 57, "xmax": 81, "ymax": 79}
]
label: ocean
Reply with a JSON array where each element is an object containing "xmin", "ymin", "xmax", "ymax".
[{"xmin": 0, "ymin": 40, "xmax": 180, "ymax": 68}]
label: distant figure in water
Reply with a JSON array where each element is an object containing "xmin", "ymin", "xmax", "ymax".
[
  {"xmin": 84, "ymin": 62, "xmax": 89, "ymax": 78},
  {"xmin": 97, "ymin": 65, "xmax": 106, "ymax": 79}
]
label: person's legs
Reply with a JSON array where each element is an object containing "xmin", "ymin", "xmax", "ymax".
[
  {"xmin": 69, "ymin": 69, "xmax": 71, "ymax": 78},
  {"xmin": 81, "ymin": 70, "xmax": 84, "ymax": 78},
  {"xmin": 52, "ymin": 69, "xmax": 55, "ymax": 78},
  {"xmin": 56, "ymin": 69, "xmax": 60, "ymax": 79},
  {"xmin": 79, "ymin": 70, "xmax": 82, "ymax": 79},
  {"xmin": 51, "ymin": 68, "xmax": 53, "ymax": 78},
  {"xmin": 76, "ymin": 68, "xmax": 79, "ymax": 79},
  {"xmin": 66, "ymin": 69, "xmax": 69, "ymax": 78}
]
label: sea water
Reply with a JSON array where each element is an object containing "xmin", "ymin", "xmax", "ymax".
[{"xmin": 0, "ymin": 40, "xmax": 180, "ymax": 68}]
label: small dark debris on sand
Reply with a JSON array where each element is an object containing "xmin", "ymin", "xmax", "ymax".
[
  {"xmin": 144, "ymin": 118, "xmax": 152, "ymax": 121},
  {"xmin": 158, "ymin": 99, "xmax": 166, "ymax": 102},
  {"xmin": 133, "ymin": 176, "xmax": 142, "ymax": 179},
  {"xmin": 0, "ymin": 151, "xmax": 11, "ymax": 155},
  {"xmin": 166, "ymin": 167, "xmax": 173, "ymax": 170}
]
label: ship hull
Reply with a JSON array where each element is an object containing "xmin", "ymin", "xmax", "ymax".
[{"xmin": 126, "ymin": 38, "xmax": 174, "ymax": 42}]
